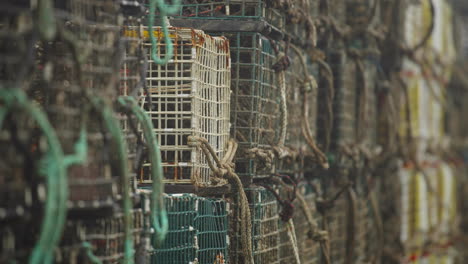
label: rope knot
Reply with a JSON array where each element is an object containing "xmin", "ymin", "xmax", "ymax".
[
  {"xmin": 302, "ymin": 74, "xmax": 318, "ymax": 93},
  {"xmin": 310, "ymin": 230, "xmax": 329, "ymax": 243},
  {"xmin": 272, "ymin": 52, "xmax": 290, "ymax": 72},
  {"xmin": 280, "ymin": 200, "xmax": 295, "ymax": 222}
]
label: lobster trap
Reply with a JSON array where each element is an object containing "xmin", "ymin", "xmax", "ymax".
[
  {"xmin": 57, "ymin": 207, "xmax": 146, "ymax": 264},
  {"xmin": 28, "ymin": 0, "xmax": 129, "ymax": 210},
  {"xmin": 0, "ymin": 104, "xmax": 50, "ymax": 262},
  {"xmin": 323, "ymin": 180, "xmax": 349, "ymax": 264},
  {"xmin": 230, "ymin": 187, "xmax": 280, "ymax": 264},
  {"xmin": 152, "ymin": 194, "xmax": 229, "ymax": 264},
  {"xmin": 156, "ymin": 0, "xmax": 285, "ymax": 34},
  {"xmin": 0, "ymin": 2, "xmax": 35, "ymax": 87},
  {"xmin": 278, "ymin": 182, "xmax": 322, "ymax": 264},
  {"xmin": 277, "ymin": 48, "xmax": 319, "ymax": 176},
  {"xmin": 213, "ymin": 32, "xmax": 279, "ymax": 183},
  {"xmin": 128, "ymin": 27, "xmax": 231, "ymax": 186},
  {"xmin": 317, "ymin": 49, "xmax": 358, "ymax": 153}
]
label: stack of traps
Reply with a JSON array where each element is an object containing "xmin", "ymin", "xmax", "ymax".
[{"xmin": 123, "ymin": 27, "xmax": 231, "ymax": 186}]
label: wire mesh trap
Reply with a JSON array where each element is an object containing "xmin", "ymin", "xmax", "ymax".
[
  {"xmin": 28, "ymin": 0, "xmax": 128, "ymax": 210},
  {"xmin": 0, "ymin": 106, "xmax": 49, "ymax": 262},
  {"xmin": 230, "ymin": 186, "xmax": 280, "ymax": 264},
  {"xmin": 119, "ymin": 10, "xmax": 147, "ymax": 189},
  {"xmin": 151, "ymin": 0, "xmax": 285, "ymax": 32},
  {"xmin": 277, "ymin": 48, "xmax": 319, "ymax": 176},
  {"xmin": 128, "ymin": 27, "xmax": 231, "ymax": 186},
  {"xmin": 317, "ymin": 49, "xmax": 358, "ymax": 152},
  {"xmin": 278, "ymin": 182, "xmax": 322, "ymax": 264},
  {"xmin": 211, "ymin": 32, "xmax": 279, "ymax": 183},
  {"xmin": 152, "ymin": 194, "xmax": 229, "ymax": 264},
  {"xmin": 56, "ymin": 207, "xmax": 146, "ymax": 264},
  {"xmin": 0, "ymin": 3, "xmax": 36, "ymax": 88},
  {"xmin": 323, "ymin": 180, "xmax": 349, "ymax": 264}
]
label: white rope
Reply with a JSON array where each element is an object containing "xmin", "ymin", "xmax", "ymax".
[
  {"xmin": 278, "ymin": 70, "xmax": 287, "ymax": 147},
  {"xmin": 286, "ymin": 219, "xmax": 301, "ymax": 264}
]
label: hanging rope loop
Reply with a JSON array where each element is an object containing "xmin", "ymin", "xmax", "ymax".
[
  {"xmin": 148, "ymin": 0, "xmax": 181, "ymax": 65},
  {"xmin": 117, "ymin": 96, "xmax": 168, "ymax": 247}
]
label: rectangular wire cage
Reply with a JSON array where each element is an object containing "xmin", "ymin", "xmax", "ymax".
[
  {"xmin": 278, "ymin": 182, "xmax": 322, "ymax": 264},
  {"xmin": 325, "ymin": 181, "xmax": 349, "ymax": 264},
  {"xmin": 151, "ymin": 0, "xmax": 285, "ymax": 32},
  {"xmin": 127, "ymin": 27, "xmax": 231, "ymax": 186},
  {"xmin": 230, "ymin": 187, "xmax": 280, "ymax": 264},
  {"xmin": 152, "ymin": 194, "xmax": 229, "ymax": 264},
  {"xmin": 317, "ymin": 50, "xmax": 357, "ymax": 152},
  {"xmin": 277, "ymin": 49, "xmax": 319, "ymax": 176},
  {"xmin": 27, "ymin": 0, "xmax": 128, "ymax": 209},
  {"xmin": 213, "ymin": 32, "xmax": 279, "ymax": 183},
  {"xmin": 119, "ymin": 8, "xmax": 147, "ymax": 187},
  {"xmin": 56, "ymin": 207, "xmax": 146, "ymax": 264}
]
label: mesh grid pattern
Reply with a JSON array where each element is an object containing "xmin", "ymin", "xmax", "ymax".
[
  {"xmin": 278, "ymin": 183, "xmax": 321, "ymax": 264},
  {"xmin": 57, "ymin": 208, "xmax": 146, "ymax": 264},
  {"xmin": 230, "ymin": 187, "xmax": 280, "ymax": 264},
  {"xmin": 214, "ymin": 32, "xmax": 279, "ymax": 181},
  {"xmin": 296, "ymin": 183, "xmax": 322, "ymax": 264},
  {"xmin": 278, "ymin": 50, "xmax": 319, "ymax": 176},
  {"xmin": 156, "ymin": 0, "xmax": 285, "ymax": 31},
  {"xmin": 318, "ymin": 50, "xmax": 357, "ymax": 150},
  {"xmin": 152, "ymin": 194, "xmax": 229, "ymax": 264},
  {"xmin": 28, "ymin": 0, "xmax": 125, "ymax": 207},
  {"xmin": 119, "ymin": 12, "xmax": 146, "ymax": 186},
  {"xmin": 326, "ymin": 183, "xmax": 348, "ymax": 264},
  {"xmin": 0, "ymin": 3, "xmax": 34, "ymax": 87},
  {"xmin": 130, "ymin": 27, "xmax": 230, "ymax": 185}
]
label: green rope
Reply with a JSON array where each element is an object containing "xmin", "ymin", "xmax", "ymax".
[
  {"xmin": 63, "ymin": 129, "xmax": 88, "ymax": 167},
  {"xmin": 117, "ymin": 96, "xmax": 168, "ymax": 246},
  {"xmin": 0, "ymin": 88, "xmax": 67, "ymax": 264},
  {"xmin": 82, "ymin": 242, "xmax": 103, "ymax": 264},
  {"xmin": 90, "ymin": 97, "xmax": 134, "ymax": 264},
  {"xmin": 37, "ymin": 0, "xmax": 57, "ymax": 40},
  {"xmin": 148, "ymin": 0, "xmax": 181, "ymax": 65}
]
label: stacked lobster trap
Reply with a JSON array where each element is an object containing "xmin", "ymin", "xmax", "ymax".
[
  {"xmin": 162, "ymin": 0, "xmax": 286, "ymax": 33},
  {"xmin": 229, "ymin": 186, "xmax": 280, "ymax": 263},
  {"xmin": 223, "ymin": 32, "xmax": 280, "ymax": 183},
  {"xmin": 152, "ymin": 194, "xmax": 229, "ymax": 264},
  {"xmin": 277, "ymin": 181, "xmax": 322, "ymax": 264},
  {"xmin": 35, "ymin": 0, "xmax": 128, "ymax": 210},
  {"xmin": 125, "ymin": 26, "xmax": 231, "ymax": 186}
]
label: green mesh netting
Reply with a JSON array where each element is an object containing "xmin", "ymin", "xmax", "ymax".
[{"xmin": 152, "ymin": 194, "xmax": 228, "ymax": 264}]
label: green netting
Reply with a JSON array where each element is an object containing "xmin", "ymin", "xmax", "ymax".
[
  {"xmin": 230, "ymin": 187, "xmax": 280, "ymax": 264},
  {"xmin": 150, "ymin": 0, "xmax": 285, "ymax": 31},
  {"xmin": 152, "ymin": 194, "xmax": 229, "ymax": 264},
  {"xmin": 212, "ymin": 32, "xmax": 279, "ymax": 182}
]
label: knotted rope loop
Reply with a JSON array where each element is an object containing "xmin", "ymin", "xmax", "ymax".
[{"xmin": 188, "ymin": 136, "xmax": 254, "ymax": 264}]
